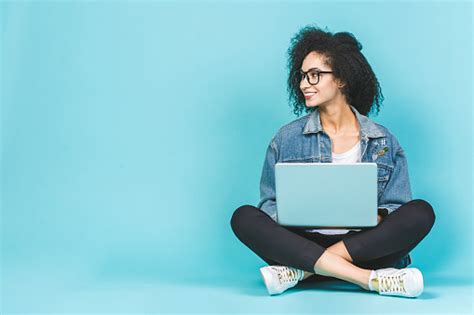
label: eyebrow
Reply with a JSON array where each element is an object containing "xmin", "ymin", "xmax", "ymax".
[{"xmin": 300, "ymin": 67, "xmax": 322, "ymax": 72}]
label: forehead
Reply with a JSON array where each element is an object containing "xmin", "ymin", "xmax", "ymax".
[{"xmin": 301, "ymin": 51, "xmax": 330, "ymax": 71}]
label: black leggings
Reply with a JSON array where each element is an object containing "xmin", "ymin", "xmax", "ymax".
[{"xmin": 230, "ymin": 199, "xmax": 435, "ymax": 280}]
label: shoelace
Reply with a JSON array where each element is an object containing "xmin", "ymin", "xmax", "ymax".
[
  {"xmin": 273, "ymin": 267, "xmax": 299, "ymax": 284},
  {"xmin": 378, "ymin": 273, "xmax": 406, "ymax": 294}
]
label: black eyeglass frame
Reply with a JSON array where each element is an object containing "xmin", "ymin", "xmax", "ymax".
[{"xmin": 298, "ymin": 68, "xmax": 334, "ymax": 85}]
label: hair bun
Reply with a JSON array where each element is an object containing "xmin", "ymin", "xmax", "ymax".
[{"xmin": 333, "ymin": 32, "xmax": 363, "ymax": 51}]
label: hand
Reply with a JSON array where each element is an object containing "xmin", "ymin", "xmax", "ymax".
[{"xmin": 377, "ymin": 214, "xmax": 383, "ymax": 224}]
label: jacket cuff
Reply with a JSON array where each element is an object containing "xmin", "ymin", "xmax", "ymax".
[
  {"xmin": 378, "ymin": 204, "xmax": 402, "ymax": 215},
  {"xmin": 258, "ymin": 201, "xmax": 278, "ymax": 222}
]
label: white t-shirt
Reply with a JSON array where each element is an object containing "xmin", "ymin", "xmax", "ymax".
[{"xmin": 305, "ymin": 140, "xmax": 363, "ymax": 235}]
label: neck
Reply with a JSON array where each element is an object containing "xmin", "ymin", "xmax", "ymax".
[{"xmin": 319, "ymin": 103, "xmax": 358, "ymax": 134}]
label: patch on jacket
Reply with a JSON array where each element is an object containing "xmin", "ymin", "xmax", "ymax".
[{"xmin": 372, "ymin": 146, "xmax": 389, "ymax": 160}]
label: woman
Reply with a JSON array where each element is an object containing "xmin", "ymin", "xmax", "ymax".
[{"xmin": 230, "ymin": 25, "xmax": 435, "ymax": 298}]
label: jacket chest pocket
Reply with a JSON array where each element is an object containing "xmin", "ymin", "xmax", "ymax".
[{"xmin": 377, "ymin": 164, "xmax": 392, "ymax": 198}]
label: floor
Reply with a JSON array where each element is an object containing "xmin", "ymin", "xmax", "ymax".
[{"xmin": 2, "ymin": 261, "xmax": 473, "ymax": 314}]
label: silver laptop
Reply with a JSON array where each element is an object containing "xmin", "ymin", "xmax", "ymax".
[{"xmin": 275, "ymin": 162, "xmax": 378, "ymax": 228}]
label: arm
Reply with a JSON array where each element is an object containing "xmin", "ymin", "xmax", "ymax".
[
  {"xmin": 256, "ymin": 136, "xmax": 279, "ymax": 222},
  {"xmin": 378, "ymin": 135, "xmax": 413, "ymax": 215}
]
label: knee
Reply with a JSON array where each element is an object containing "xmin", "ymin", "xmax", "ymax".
[
  {"xmin": 230, "ymin": 204, "xmax": 259, "ymax": 237},
  {"xmin": 408, "ymin": 199, "xmax": 436, "ymax": 234}
]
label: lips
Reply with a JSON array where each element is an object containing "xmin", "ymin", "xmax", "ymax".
[{"xmin": 304, "ymin": 92, "xmax": 317, "ymax": 99}]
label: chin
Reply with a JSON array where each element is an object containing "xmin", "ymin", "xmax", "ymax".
[{"xmin": 305, "ymin": 102, "xmax": 319, "ymax": 108}]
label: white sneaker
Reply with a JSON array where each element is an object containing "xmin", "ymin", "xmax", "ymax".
[
  {"xmin": 259, "ymin": 265, "xmax": 304, "ymax": 295},
  {"xmin": 373, "ymin": 267, "xmax": 424, "ymax": 298}
]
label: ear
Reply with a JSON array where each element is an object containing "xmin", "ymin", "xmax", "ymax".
[{"xmin": 335, "ymin": 79, "xmax": 345, "ymax": 89}]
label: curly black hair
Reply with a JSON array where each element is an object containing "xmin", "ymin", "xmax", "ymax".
[{"xmin": 286, "ymin": 24, "xmax": 384, "ymax": 117}]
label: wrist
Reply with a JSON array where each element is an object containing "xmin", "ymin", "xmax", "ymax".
[{"xmin": 377, "ymin": 208, "xmax": 389, "ymax": 218}]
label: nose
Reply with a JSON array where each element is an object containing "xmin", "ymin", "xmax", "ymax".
[{"xmin": 300, "ymin": 75, "xmax": 310, "ymax": 90}]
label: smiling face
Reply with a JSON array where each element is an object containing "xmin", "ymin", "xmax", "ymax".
[{"xmin": 299, "ymin": 51, "xmax": 346, "ymax": 109}]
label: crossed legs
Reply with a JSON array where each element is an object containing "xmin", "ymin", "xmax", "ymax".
[
  {"xmin": 304, "ymin": 240, "xmax": 372, "ymax": 289},
  {"xmin": 230, "ymin": 199, "xmax": 435, "ymax": 290}
]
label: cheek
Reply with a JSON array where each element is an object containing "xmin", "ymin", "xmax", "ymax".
[{"xmin": 324, "ymin": 86, "xmax": 339, "ymax": 98}]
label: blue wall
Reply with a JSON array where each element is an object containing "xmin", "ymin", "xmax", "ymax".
[{"xmin": 1, "ymin": 1, "xmax": 472, "ymax": 310}]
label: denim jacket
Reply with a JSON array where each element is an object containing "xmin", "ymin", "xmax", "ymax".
[{"xmin": 256, "ymin": 105, "xmax": 413, "ymax": 268}]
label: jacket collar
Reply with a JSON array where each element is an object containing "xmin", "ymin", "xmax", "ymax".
[{"xmin": 303, "ymin": 105, "xmax": 385, "ymax": 138}]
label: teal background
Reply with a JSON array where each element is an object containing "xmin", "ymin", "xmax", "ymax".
[{"xmin": 1, "ymin": 1, "xmax": 472, "ymax": 313}]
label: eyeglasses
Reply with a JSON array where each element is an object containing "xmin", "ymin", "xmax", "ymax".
[{"xmin": 298, "ymin": 68, "xmax": 333, "ymax": 85}]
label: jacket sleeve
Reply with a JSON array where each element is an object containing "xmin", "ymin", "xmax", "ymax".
[
  {"xmin": 256, "ymin": 136, "xmax": 278, "ymax": 222},
  {"xmin": 378, "ymin": 135, "xmax": 413, "ymax": 215}
]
